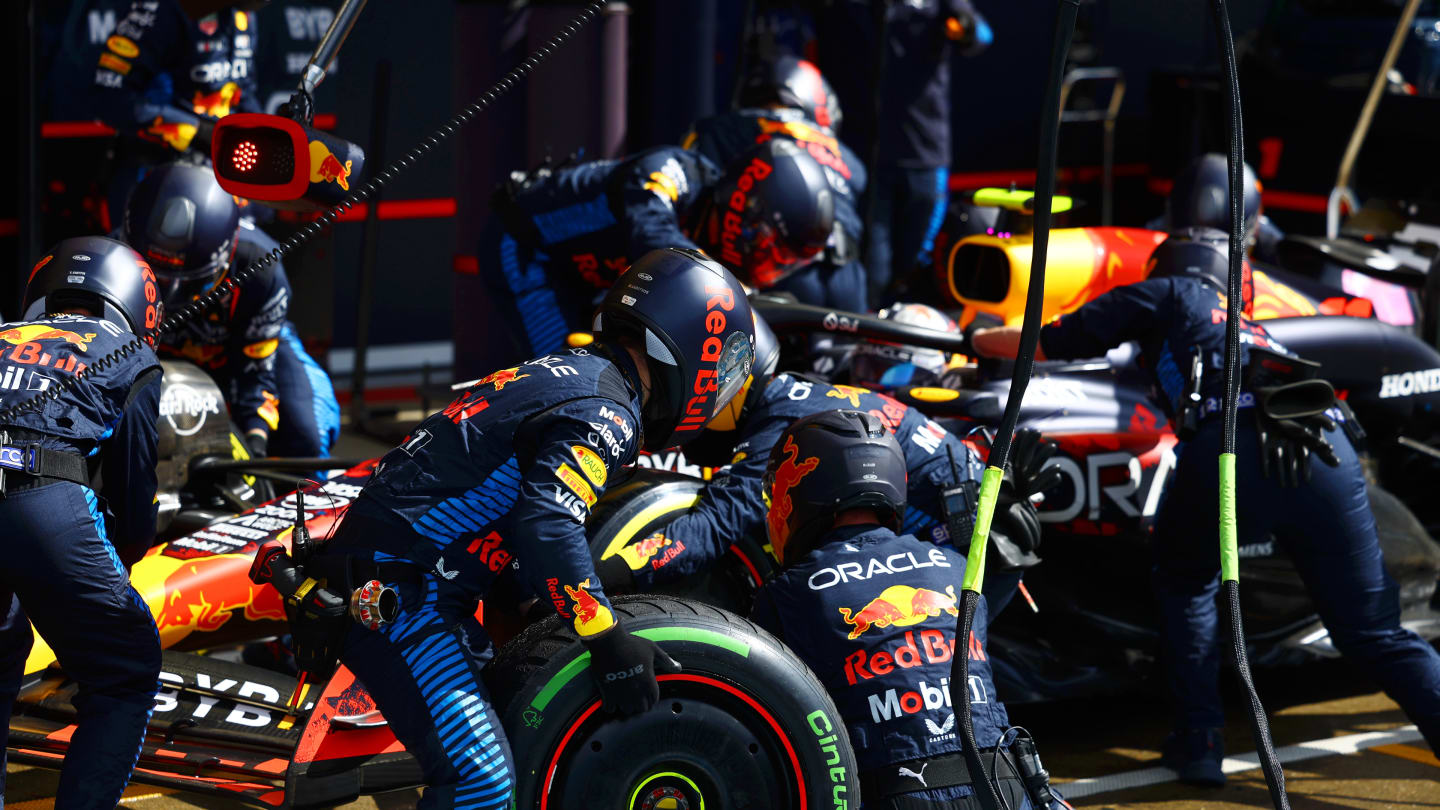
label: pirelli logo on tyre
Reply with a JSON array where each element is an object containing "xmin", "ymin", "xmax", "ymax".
[
  {"xmin": 555, "ymin": 463, "xmax": 597, "ymax": 507},
  {"xmin": 570, "ymin": 445, "xmax": 607, "ymax": 487}
]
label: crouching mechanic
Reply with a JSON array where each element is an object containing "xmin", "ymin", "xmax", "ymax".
[
  {"xmin": 751, "ymin": 410, "xmax": 1068, "ymax": 809},
  {"xmin": 481, "ymin": 139, "xmax": 832, "ymax": 365},
  {"xmin": 122, "ymin": 162, "xmax": 340, "ymax": 457},
  {"xmin": 320, "ymin": 249, "xmax": 757, "ymax": 807},
  {"xmin": 683, "ymin": 56, "xmax": 868, "ymax": 311},
  {"xmin": 0, "ymin": 237, "xmax": 164, "ymax": 808},
  {"xmin": 597, "ymin": 313, "xmax": 1053, "ymax": 621},
  {"xmin": 971, "ymin": 227, "xmax": 1440, "ymax": 785}
]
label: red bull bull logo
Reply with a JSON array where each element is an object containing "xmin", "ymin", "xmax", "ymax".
[
  {"xmin": 838, "ymin": 585, "xmax": 958, "ymax": 640},
  {"xmin": 766, "ymin": 435, "xmax": 819, "ymax": 552},
  {"xmin": 309, "ymin": 141, "xmax": 353, "ymax": 191},
  {"xmin": 137, "ymin": 551, "xmax": 288, "ymax": 648},
  {"xmin": 479, "ymin": 366, "xmax": 529, "ymax": 391},
  {"xmin": 192, "ymin": 82, "xmax": 241, "ymax": 117},
  {"xmin": 144, "ymin": 117, "xmax": 199, "ymax": 151},
  {"xmin": 825, "ymin": 385, "xmax": 866, "ymax": 408},
  {"xmin": 0, "ymin": 325, "xmax": 96, "ymax": 352},
  {"xmin": 616, "ymin": 532, "xmax": 674, "ymax": 570},
  {"xmin": 563, "ymin": 578, "xmax": 614, "ymax": 637}
]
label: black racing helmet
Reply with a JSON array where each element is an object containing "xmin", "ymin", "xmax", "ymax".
[
  {"xmin": 122, "ymin": 162, "xmax": 241, "ymax": 309},
  {"xmin": 693, "ymin": 139, "xmax": 834, "ymax": 289},
  {"xmin": 1168, "ymin": 153, "xmax": 1262, "ymax": 240},
  {"xmin": 1146, "ymin": 226, "xmax": 1254, "ymax": 316},
  {"xmin": 22, "ymin": 236, "xmax": 164, "ymax": 347},
  {"xmin": 764, "ymin": 409, "xmax": 907, "ymax": 566},
  {"xmin": 593, "ymin": 248, "xmax": 757, "ymax": 451},
  {"xmin": 738, "ymin": 56, "xmax": 843, "ymax": 132}
]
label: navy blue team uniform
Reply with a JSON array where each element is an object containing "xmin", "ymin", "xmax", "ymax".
[
  {"xmin": 753, "ymin": 526, "xmax": 1048, "ymax": 808},
  {"xmin": 1038, "ymin": 275, "xmax": 1440, "ymax": 751},
  {"xmin": 90, "ymin": 0, "xmax": 261, "ymax": 213},
  {"xmin": 816, "ymin": 0, "xmax": 991, "ymax": 302},
  {"xmin": 327, "ymin": 349, "xmax": 644, "ymax": 808},
  {"xmin": 484, "ymin": 147, "xmax": 718, "ymax": 360},
  {"xmin": 684, "ymin": 108, "xmax": 868, "ymax": 310},
  {"xmin": 159, "ymin": 224, "xmax": 339, "ymax": 457},
  {"xmin": 0, "ymin": 314, "xmax": 163, "ymax": 808},
  {"xmin": 612, "ymin": 373, "xmax": 1023, "ymax": 616}
]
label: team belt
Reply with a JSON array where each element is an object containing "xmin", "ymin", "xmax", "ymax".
[
  {"xmin": 0, "ymin": 430, "xmax": 89, "ymax": 497},
  {"xmin": 861, "ymin": 747, "xmax": 1022, "ymax": 801}
]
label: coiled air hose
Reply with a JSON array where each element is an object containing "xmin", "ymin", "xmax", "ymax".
[
  {"xmin": 0, "ymin": 1, "xmax": 609, "ymax": 426},
  {"xmin": 1212, "ymin": 0, "xmax": 1290, "ymax": 805},
  {"xmin": 947, "ymin": 3, "xmax": 1079, "ymax": 809}
]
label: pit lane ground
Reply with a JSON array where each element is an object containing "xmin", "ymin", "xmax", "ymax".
[{"xmin": 8, "ymin": 638, "xmax": 1437, "ymax": 807}]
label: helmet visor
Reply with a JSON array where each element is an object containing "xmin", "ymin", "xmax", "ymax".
[{"xmin": 711, "ymin": 331, "xmax": 756, "ymax": 416}]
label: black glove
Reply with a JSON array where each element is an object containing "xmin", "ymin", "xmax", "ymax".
[
  {"xmin": 584, "ymin": 622, "xmax": 681, "ymax": 716},
  {"xmin": 1008, "ymin": 428, "xmax": 1063, "ymax": 501},
  {"xmin": 1255, "ymin": 407, "xmax": 1340, "ymax": 488},
  {"xmin": 596, "ymin": 555, "xmax": 635, "ymax": 594},
  {"xmin": 245, "ymin": 431, "xmax": 268, "ymax": 459}
]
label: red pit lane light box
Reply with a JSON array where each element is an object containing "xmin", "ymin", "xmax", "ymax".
[{"xmin": 211, "ymin": 113, "xmax": 366, "ymax": 212}]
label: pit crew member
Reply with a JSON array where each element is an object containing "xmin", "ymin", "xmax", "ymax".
[
  {"xmin": 122, "ymin": 161, "xmax": 339, "ymax": 458},
  {"xmin": 971, "ymin": 227, "xmax": 1440, "ymax": 785},
  {"xmin": 322, "ymin": 249, "xmax": 757, "ymax": 808},
  {"xmin": 0, "ymin": 237, "xmax": 164, "ymax": 808},
  {"xmin": 751, "ymin": 409, "xmax": 1067, "ymax": 809}
]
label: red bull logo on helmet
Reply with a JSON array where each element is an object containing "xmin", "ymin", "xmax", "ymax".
[
  {"xmin": 309, "ymin": 141, "xmax": 353, "ymax": 191},
  {"xmin": 719, "ymin": 158, "xmax": 774, "ymax": 268},
  {"xmin": 766, "ymin": 435, "xmax": 819, "ymax": 554},
  {"xmin": 675, "ymin": 283, "xmax": 744, "ymax": 435},
  {"xmin": 837, "ymin": 584, "xmax": 959, "ymax": 640}
]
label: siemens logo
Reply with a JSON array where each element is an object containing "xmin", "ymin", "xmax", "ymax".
[{"xmin": 1379, "ymin": 368, "xmax": 1440, "ymax": 399}]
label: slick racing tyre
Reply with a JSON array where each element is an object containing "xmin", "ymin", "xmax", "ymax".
[
  {"xmin": 588, "ymin": 469, "xmax": 774, "ymax": 614},
  {"xmin": 488, "ymin": 595, "xmax": 859, "ymax": 810},
  {"xmin": 1370, "ymin": 485, "xmax": 1440, "ymax": 615}
]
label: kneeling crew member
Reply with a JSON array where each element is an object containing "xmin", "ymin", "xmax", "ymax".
[
  {"xmin": 123, "ymin": 162, "xmax": 340, "ymax": 458},
  {"xmin": 683, "ymin": 56, "xmax": 867, "ymax": 310},
  {"xmin": 971, "ymin": 227, "xmax": 1440, "ymax": 786},
  {"xmin": 0, "ymin": 237, "xmax": 165, "ymax": 809},
  {"xmin": 750, "ymin": 410, "xmax": 1067, "ymax": 809},
  {"xmin": 599, "ymin": 314, "xmax": 1051, "ymax": 621},
  {"xmin": 324, "ymin": 249, "xmax": 757, "ymax": 808},
  {"xmin": 481, "ymin": 139, "xmax": 833, "ymax": 366}
]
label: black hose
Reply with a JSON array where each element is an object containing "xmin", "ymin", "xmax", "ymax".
[
  {"xmin": 1210, "ymin": 0, "xmax": 1290, "ymax": 806},
  {"xmin": 949, "ymin": 4, "xmax": 1080, "ymax": 810},
  {"xmin": 0, "ymin": 1, "xmax": 609, "ymax": 427}
]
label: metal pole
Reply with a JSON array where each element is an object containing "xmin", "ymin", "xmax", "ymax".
[
  {"xmin": 600, "ymin": 2, "xmax": 630, "ymax": 158},
  {"xmin": 1327, "ymin": 0, "xmax": 1422, "ymax": 238},
  {"xmin": 299, "ymin": 0, "xmax": 370, "ymax": 98},
  {"xmin": 350, "ymin": 58, "xmax": 390, "ymax": 431}
]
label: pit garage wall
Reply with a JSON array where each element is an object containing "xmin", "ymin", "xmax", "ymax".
[{"xmin": 10, "ymin": 0, "xmax": 1436, "ymax": 376}]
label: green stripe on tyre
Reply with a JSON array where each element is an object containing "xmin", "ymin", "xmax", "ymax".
[{"xmin": 529, "ymin": 627, "xmax": 751, "ymax": 713}]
